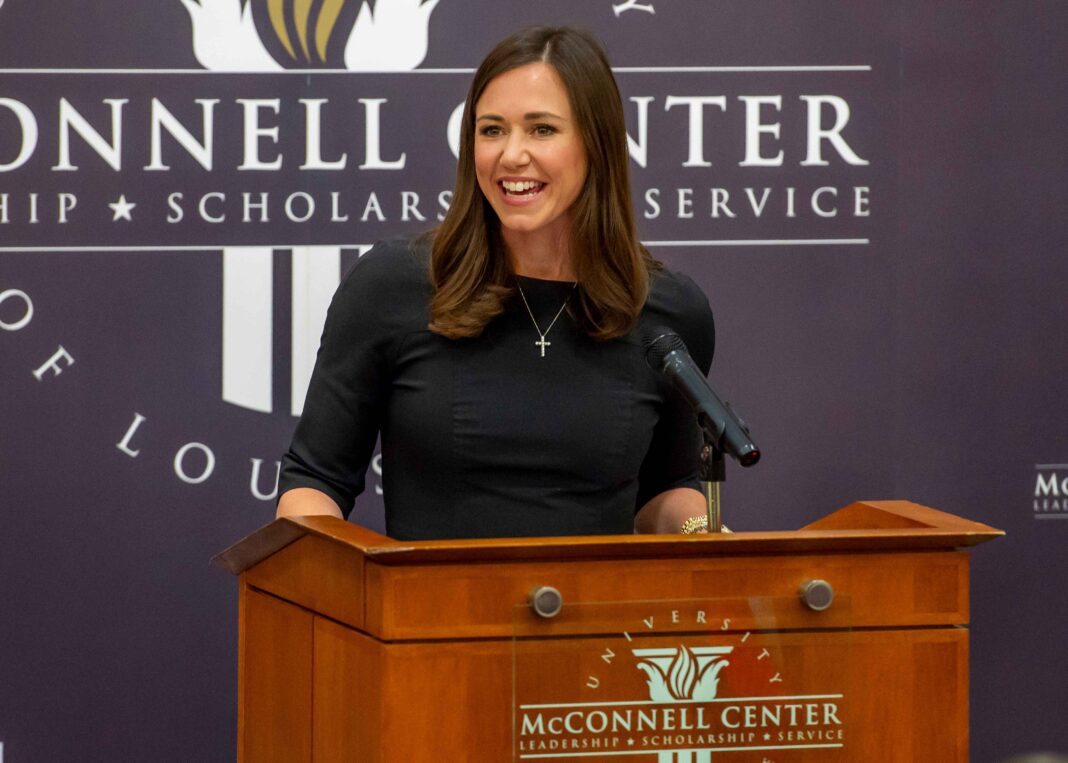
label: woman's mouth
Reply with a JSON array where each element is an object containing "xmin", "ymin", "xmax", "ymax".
[{"xmin": 499, "ymin": 179, "xmax": 546, "ymax": 198}]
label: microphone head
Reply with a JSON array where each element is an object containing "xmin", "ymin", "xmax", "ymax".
[{"xmin": 643, "ymin": 327, "xmax": 688, "ymax": 370}]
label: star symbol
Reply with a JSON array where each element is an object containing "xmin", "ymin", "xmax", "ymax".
[
  {"xmin": 109, "ymin": 194, "xmax": 137, "ymax": 222},
  {"xmin": 627, "ymin": 738, "xmax": 635, "ymax": 746},
  {"xmin": 764, "ymin": 733, "xmax": 771, "ymax": 741}
]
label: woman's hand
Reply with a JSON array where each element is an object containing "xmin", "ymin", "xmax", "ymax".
[{"xmin": 634, "ymin": 487, "xmax": 709, "ymax": 534}]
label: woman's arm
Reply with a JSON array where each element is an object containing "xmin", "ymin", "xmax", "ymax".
[
  {"xmin": 276, "ymin": 487, "xmax": 344, "ymax": 519},
  {"xmin": 634, "ymin": 486, "xmax": 708, "ymax": 534}
]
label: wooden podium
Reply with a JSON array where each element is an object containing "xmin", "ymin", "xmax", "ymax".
[{"xmin": 216, "ymin": 501, "xmax": 1001, "ymax": 762}]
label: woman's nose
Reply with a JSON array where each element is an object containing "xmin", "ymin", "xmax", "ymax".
[{"xmin": 500, "ymin": 132, "xmax": 530, "ymax": 168}]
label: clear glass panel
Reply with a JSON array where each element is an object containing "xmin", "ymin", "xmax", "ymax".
[{"xmin": 513, "ymin": 595, "xmax": 853, "ymax": 762}]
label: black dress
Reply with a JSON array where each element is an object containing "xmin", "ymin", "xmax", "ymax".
[{"xmin": 279, "ymin": 237, "xmax": 715, "ymax": 540}]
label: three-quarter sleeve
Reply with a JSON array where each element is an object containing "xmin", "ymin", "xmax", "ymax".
[{"xmin": 278, "ymin": 242, "xmax": 412, "ymax": 516}]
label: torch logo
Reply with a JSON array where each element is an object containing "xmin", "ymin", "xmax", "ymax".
[
  {"xmin": 633, "ymin": 646, "xmax": 733, "ymax": 703},
  {"xmin": 179, "ymin": 0, "xmax": 441, "ymax": 71}
]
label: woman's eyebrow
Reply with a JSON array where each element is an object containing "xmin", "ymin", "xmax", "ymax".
[{"xmin": 475, "ymin": 111, "xmax": 566, "ymax": 122}]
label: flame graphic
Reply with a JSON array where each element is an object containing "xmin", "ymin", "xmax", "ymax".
[
  {"xmin": 180, "ymin": 0, "xmax": 283, "ymax": 71},
  {"xmin": 667, "ymin": 645, "xmax": 697, "ymax": 700},
  {"xmin": 263, "ymin": 0, "xmax": 348, "ymax": 64},
  {"xmin": 635, "ymin": 646, "xmax": 732, "ymax": 702},
  {"xmin": 183, "ymin": 0, "xmax": 440, "ymax": 71},
  {"xmin": 344, "ymin": 0, "xmax": 440, "ymax": 71}
]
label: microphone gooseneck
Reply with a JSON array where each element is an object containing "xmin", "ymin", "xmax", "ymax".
[{"xmin": 643, "ymin": 328, "xmax": 760, "ymax": 468}]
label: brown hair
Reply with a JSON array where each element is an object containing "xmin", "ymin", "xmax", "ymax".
[{"xmin": 428, "ymin": 26, "xmax": 657, "ymax": 341}]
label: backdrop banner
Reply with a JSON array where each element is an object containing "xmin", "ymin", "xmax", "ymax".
[{"xmin": 1, "ymin": 1, "xmax": 1065, "ymax": 760}]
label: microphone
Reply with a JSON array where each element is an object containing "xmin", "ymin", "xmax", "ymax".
[{"xmin": 644, "ymin": 327, "xmax": 760, "ymax": 467}]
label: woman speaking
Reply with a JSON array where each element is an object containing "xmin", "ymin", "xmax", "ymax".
[{"xmin": 276, "ymin": 26, "xmax": 715, "ymax": 539}]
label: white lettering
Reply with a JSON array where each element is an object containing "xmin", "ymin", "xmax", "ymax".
[
  {"xmin": 300, "ymin": 98, "xmax": 347, "ymax": 170},
  {"xmin": 0, "ymin": 289, "xmax": 33, "ymax": 331},
  {"xmin": 330, "ymin": 191, "xmax": 349, "ymax": 222},
  {"xmin": 242, "ymin": 191, "xmax": 269, "ymax": 223},
  {"xmin": 587, "ymin": 711, "xmax": 608, "ymax": 733},
  {"xmin": 372, "ymin": 452, "xmax": 383, "ymax": 495},
  {"xmin": 745, "ymin": 187, "xmax": 771, "ymax": 217},
  {"xmin": 167, "ymin": 192, "xmax": 184, "ymax": 223},
  {"xmin": 284, "ymin": 192, "xmax": 315, "ymax": 223},
  {"xmin": 1036, "ymin": 473, "xmax": 1061, "ymax": 497},
  {"xmin": 360, "ymin": 192, "xmax": 385, "ymax": 222},
  {"xmin": 800, "ymin": 95, "xmax": 868, "ymax": 166},
  {"xmin": 358, "ymin": 98, "xmax": 406, "ymax": 169},
  {"xmin": 237, "ymin": 99, "xmax": 283, "ymax": 170},
  {"xmin": 32, "ymin": 345, "xmax": 74, "ymax": 380},
  {"xmin": 677, "ymin": 188, "xmax": 693, "ymax": 219},
  {"xmin": 0, "ymin": 98, "xmax": 38, "ymax": 172},
  {"xmin": 54, "ymin": 98, "xmax": 127, "ymax": 171},
  {"xmin": 447, "ymin": 101, "xmax": 464, "ymax": 160},
  {"xmin": 401, "ymin": 191, "xmax": 426, "ymax": 222},
  {"xmin": 711, "ymin": 188, "xmax": 736, "ymax": 218},
  {"xmin": 437, "ymin": 190, "xmax": 452, "ymax": 221},
  {"xmin": 739, "ymin": 95, "xmax": 784, "ymax": 166},
  {"xmin": 145, "ymin": 98, "xmax": 217, "ymax": 171},
  {"xmin": 564, "ymin": 712, "xmax": 584, "ymax": 734},
  {"xmin": 665, "ymin": 95, "xmax": 726, "ymax": 167},
  {"xmin": 644, "ymin": 188, "xmax": 661, "ymax": 219},
  {"xmin": 626, "ymin": 96, "xmax": 653, "ymax": 168},
  {"xmin": 249, "ymin": 458, "xmax": 281, "ymax": 501},
  {"xmin": 521, "ymin": 714, "xmax": 545, "ymax": 735},
  {"xmin": 811, "ymin": 186, "xmax": 838, "ymax": 217},
  {"xmin": 200, "ymin": 191, "xmax": 225, "ymax": 223},
  {"xmin": 174, "ymin": 442, "xmax": 216, "ymax": 484},
  {"xmin": 116, "ymin": 412, "xmax": 147, "ymax": 458},
  {"xmin": 58, "ymin": 192, "xmax": 77, "ymax": 223},
  {"xmin": 854, "ymin": 186, "xmax": 871, "ymax": 216}
]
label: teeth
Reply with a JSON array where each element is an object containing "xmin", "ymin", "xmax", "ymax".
[{"xmin": 502, "ymin": 180, "xmax": 543, "ymax": 193}]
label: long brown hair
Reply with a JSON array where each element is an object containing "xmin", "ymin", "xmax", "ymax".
[{"xmin": 429, "ymin": 26, "xmax": 657, "ymax": 341}]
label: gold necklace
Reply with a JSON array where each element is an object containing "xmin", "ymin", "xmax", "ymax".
[{"xmin": 515, "ymin": 281, "xmax": 576, "ymax": 357}]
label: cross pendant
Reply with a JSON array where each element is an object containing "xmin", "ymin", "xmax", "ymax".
[{"xmin": 535, "ymin": 337, "xmax": 550, "ymax": 357}]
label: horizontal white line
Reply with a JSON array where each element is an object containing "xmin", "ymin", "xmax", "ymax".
[
  {"xmin": 616, "ymin": 65, "xmax": 871, "ymax": 73},
  {"xmin": 519, "ymin": 744, "xmax": 845, "ymax": 759},
  {"xmin": 1035, "ymin": 464, "xmax": 1068, "ymax": 469},
  {"xmin": 0, "ymin": 245, "xmax": 359, "ymax": 252},
  {"xmin": 520, "ymin": 694, "xmax": 843, "ymax": 710},
  {"xmin": 0, "ymin": 240, "xmax": 869, "ymax": 252},
  {"xmin": 1034, "ymin": 514, "xmax": 1068, "ymax": 519},
  {"xmin": 0, "ymin": 65, "xmax": 871, "ymax": 75},
  {"xmin": 644, "ymin": 239, "xmax": 870, "ymax": 247}
]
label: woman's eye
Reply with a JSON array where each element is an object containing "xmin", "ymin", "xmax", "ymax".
[
  {"xmin": 534, "ymin": 124, "xmax": 556, "ymax": 136},
  {"xmin": 478, "ymin": 125, "xmax": 503, "ymax": 137}
]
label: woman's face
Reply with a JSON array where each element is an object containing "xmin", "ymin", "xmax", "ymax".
[{"xmin": 474, "ymin": 62, "xmax": 589, "ymax": 247}]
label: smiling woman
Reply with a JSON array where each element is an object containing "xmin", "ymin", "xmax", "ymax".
[
  {"xmin": 473, "ymin": 62, "xmax": 589, "ymax": 275},
  {"xmin": 277, "ymin": 26, "xmax": 717, "ymax": 539}
]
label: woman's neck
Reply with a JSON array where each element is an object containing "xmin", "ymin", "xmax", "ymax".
[{"xmin": 503, "ymin": 225, "xmax": 577, "ymax": 281}]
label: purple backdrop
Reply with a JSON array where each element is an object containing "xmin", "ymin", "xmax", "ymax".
[{"xmin": 1, "ymin": 1, "xmax": 1065, "ymax": 760}]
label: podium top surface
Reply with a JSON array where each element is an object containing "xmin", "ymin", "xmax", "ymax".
[{"xmin": 214, "ymin": 500, "xmax": 1003, "ymax": 575}]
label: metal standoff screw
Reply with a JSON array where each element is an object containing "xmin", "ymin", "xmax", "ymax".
[
  {"xmin": 529, "ymin": 586, "xmax": 563, "ymax": 619},
  {"xmin": 800, "ymin": 579, "xmax": 835, "ymax": 612}
]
